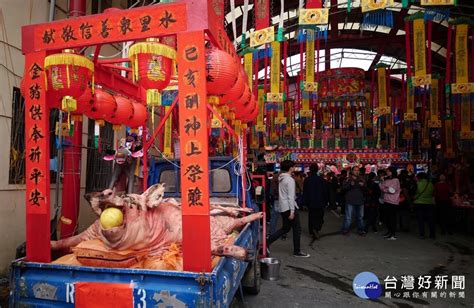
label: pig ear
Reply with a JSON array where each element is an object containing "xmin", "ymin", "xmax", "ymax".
[{"xmin": 143, "ymin": 183, "xmax": 165, "ymax": 206}]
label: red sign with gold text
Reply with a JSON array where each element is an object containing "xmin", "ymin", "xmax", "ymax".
[
  {"xmin": 24, "ymin": 52, "xmax": 50, "ymax": 215},
  {"xmin": 177, "ymin": 31, "xmax": 211, "ymax": 272},
  {"xmin": 22, "ymin": 3, "xmax": 186, "ymax": 53}
]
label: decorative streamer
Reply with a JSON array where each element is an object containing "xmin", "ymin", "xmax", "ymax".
[
  {"xmin": 256, "ymin": 87, "xmax": 265, "ymax": 133},
  {"xmin": 404, "ymin": 20, "xmax": 417, "ymax": 122},
  {"xmin": 211, "ymin": 0, "xmax": 225, "ymax": 25},
  {"xmin": 376, "ymin": 64, "xmax": 390, "ymax": 116},
  {"xmin": 361, "ymin": 0, "xmax": 394, "ymax": 29},
  {"xmin": 444, "ymin": 119, "xmax": 455, "ymax": 158},
  {"xmin": 428, "ymin": 78, "xmax": 442, "ymax": 128},
  {"xmin": 163, "ymin": 106, "xmax": 173, "ymax": 157},
  {"xmin": 452, "ymin": 21, "xmax": 474, "ymax": 139},
  {"xmin": 244, "ymin": 52, "xmax": 253, "ymax": 87},
  {"xmin": 255, "ymin": 0, "xmax": 270, "ymax": 30}
]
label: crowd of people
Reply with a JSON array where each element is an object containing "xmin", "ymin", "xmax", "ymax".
[{"xmin": 262, "ymin": 160, "xmax": 469, "ymax": 257}]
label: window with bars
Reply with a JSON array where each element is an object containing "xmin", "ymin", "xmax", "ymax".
[
  {"xmin": 85, "ymin": 120, "xmax": 114, "ymax": 192},
  {"xmin": 9, "ymin": 87, "xmax": 58, "ymax": 184}
]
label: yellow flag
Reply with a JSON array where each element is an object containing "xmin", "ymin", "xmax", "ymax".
[
  {"xmin": 413, "ymin": 18, "xmax": 426, "ymax": 77},
  {"xmin": 244, "ymin": 53, "xmax": 253, "ymax": 88},
  {"xmin": 163, "ymin": 106, "xmax": 173, "ymax": 157}
]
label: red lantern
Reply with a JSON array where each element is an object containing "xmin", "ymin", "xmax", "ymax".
[
  {"xmin": 85, "ymin": 89, "xmax": 116, "ymax": 126},
  {"xmin": 106, "ymin": 96, "xmax": 133, "ymax": 130},
  {"xmin": 206, "ymin": 48, "xmax": 237, "ymax": 96},
  {"xmin": 74, "ymin": 87, "xmax": 93, "ymax": 115},
  {"xmin": 129, "ymin": 39, "xmax": 176, "ymax": 107},
  {"xmin": 238, "ymin": 94, "xmax": 259, "ymax": 123},
  {"xmin": 221, "ymin": 73, "xmax": 244, "ymax": 106},
  {"xmin": 125, "ymin": 102, "xmax": 148, "ymax": 128},
  {"xmin": 44, "ymin": 50, "xmax": 94, "ymax": 113}
]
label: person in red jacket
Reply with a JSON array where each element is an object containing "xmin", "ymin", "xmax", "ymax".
[{"xmin": 434, "ymin": 174, "xmax": 453, "ymax": 235}]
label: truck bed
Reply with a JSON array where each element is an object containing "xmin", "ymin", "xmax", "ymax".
[{"xmin": 10, "ymin": 223, "xmax": 257, "ymax": 307}]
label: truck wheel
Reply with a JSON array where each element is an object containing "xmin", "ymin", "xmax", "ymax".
[{"xmin": 242, "ymin": 249, "xmax": 261, "ymax": 295}]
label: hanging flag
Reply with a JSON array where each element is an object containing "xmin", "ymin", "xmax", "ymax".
[
  {"xmin": 276, "ymin": 80, "xmax": 287, "ymax": 126},
  {"xmin": 256, "ymin": 88, "xmax": 266, "ymax": 132},
  {"xmin": 361, "ymin": 0, "xmax": 394, "ymax": 29},
  {"xmin": 163, "ymin": 106, "xmax": 173, "ymax": 158},
  {"xmin": 444, "ymin": 119, "xmax": 455, "ymax": 158},
  {"xmin": 267, "ymin": 41, "xmax": 283, "ymax": 103},
  {"xmin": 428, "ymin": 78, "xmax": 442, "ymax": 127},
  {"xmin": 376, "ymin": 65, "xmax": 390, "ymax": 115},
  {"xmin": 254, "ymin": 0, "xmax": 270, "ymax": 30},
  {"xmin": 452, "ymin": 22, "xmax": 474, "ymax": 139},
  {"xmin": 411, "ymin": 16, "xmax": 432, "ymax": 86},
  {"xmin": 300, "ymin": 30, "xmax": 314, "ymax": 119},
  {"xmin": 211, "ymin": 0, "xmax": 225, "ymax": 25},
  {"xmin": 250, "ymin": 0, "xmax": 271, "ymax": 47},
  {"xmin": 404, "ymin": 82, "xmax": 418, "ymax": 121},
  {"xmin": 299, "ymin": 9, "xmax": 329, "ymax": 25},
  {"xmin": 244, "ymin": 52, "xmax": 253, "ymax": 88}
]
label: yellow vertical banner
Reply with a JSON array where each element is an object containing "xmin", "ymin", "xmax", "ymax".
[
  {"xmin": 445, "ymin": 119, "xmax": 454, "ymax": 157},
  {"xmin": 404, "ymin": 86, "xmax": 417, "ymax": 121},
  {"xmin": 428, "ymin": 79, "xmax": 442, "ymax": 127},
  {"xmin": 422, "ymin": 111, "xmax": 430, "ymax": 148},
  {"xmin": 163, "ymin": 106, "xmax": 173, "ymax": 157},
  {"xmin": 233, "ymin": 120, "xmax": 241, "ymax": 157},
  {"xmin": 277, "ymin": 80, "xmax": 285, "ymax": 119},
  {"xmin": 300, "ymin": 29, "xmax": 314, "ymax": 119},
  {"xmin": 455, "ymin": 24, "xmax": 469, "ymax": 83},
  {"xmin": 256, "ymin": 88, "xmax": 265, "ymax": 132},
  {"xmin": 270, "ymin": 41, "xmax": 280, "ymax": 94},
  {"xmin": 455, "ymin": 24, "xmax": 473, "ymax": 139},
  {"xmin": 413, "ymin": 18, "xmax": 427, "ymax": 77},
  {"xmin": 305, "ymin": 30, "xmax": 315, "ymax": 83},
  {"xmin": 461, "ymin": 94, "xmax": 471, "ymax": 134},
  {"xmin": 244, "ymin": 52, "xmax": 253, "ymax": 88},
  {"xmin": 377, "ymin": 67, "xmax": 388, "ymax": 115}
]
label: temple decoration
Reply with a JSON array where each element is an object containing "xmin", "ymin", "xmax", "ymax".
[
  {"xmin": 44, "ymin": 49, "xmax": 94, "ymax": 126},
  {"xmin": 129, "ymin": 38, "xmax": 176, "ymax": 124},
  {"xmin": 361, "ymin": 0, "xmax": 394, "ymax": 29}
]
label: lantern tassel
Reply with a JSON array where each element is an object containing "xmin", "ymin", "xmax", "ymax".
[
  {"xmin": 62, "ymin": 96, "xmax": 77, "ymax": 112},
  {"xmin": 66, "ymin": 65, "xmax": 70, "ymax": 88}
]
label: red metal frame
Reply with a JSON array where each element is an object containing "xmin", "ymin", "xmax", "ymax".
[{"xmin": 21, "ymin": 0, "xmax": 244, "ymax": 272}]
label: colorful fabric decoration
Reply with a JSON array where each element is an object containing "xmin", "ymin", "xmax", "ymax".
[{"xmin": 361, "ymin": 0, "xmax": 394, "ymax": 29}]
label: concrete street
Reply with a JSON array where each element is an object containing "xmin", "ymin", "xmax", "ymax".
[{"xmin": 238, "ymin": 209, "xmax": 474, "ymax": 308}]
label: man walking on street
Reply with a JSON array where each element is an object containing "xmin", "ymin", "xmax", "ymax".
[
  {"xmin": 304, "ymin": 164, "xmax": 328, "ymax": 240},
  {"xmin": 341, "ymin": 166, "xmax": 367, "ymax": 235},
  {"xmin": 267, "ymin": 160, "xmax": 310, "ymax": 257}
]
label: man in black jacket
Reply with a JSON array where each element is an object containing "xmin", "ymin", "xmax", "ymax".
[{"xmin": 303, "ymin": 164, "xmax": 328, "ymax": 239}]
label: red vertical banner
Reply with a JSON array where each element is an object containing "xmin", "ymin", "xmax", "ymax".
[
  {"xmin": 24, "ymin": 51, "xmax": 51, "ymax": 262},
  {"xmin": 306, "ymin": 0, "xmax": 323, "ymax": 8},
  {"xmin": 177, "ymin": 31, "xmax": 212, "ymax": 272},
  {"xmin": 210, "ymin": 0, "xmax": 225, "ymax": 26},
  {"xmin": 254, "ymin": 0, "xmax": 270, "ymax": 30}
]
